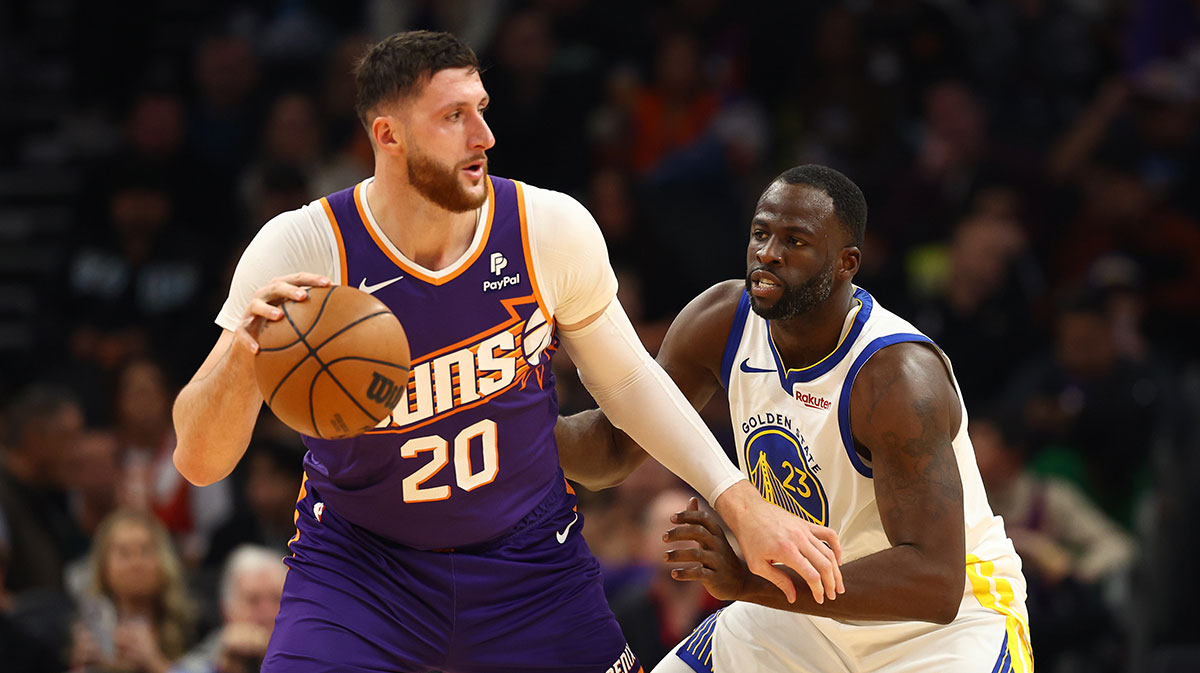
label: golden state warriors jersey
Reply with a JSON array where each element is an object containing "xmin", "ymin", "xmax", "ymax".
[{"xmin": 719, "ymin": 287, "xmax": 1032, "ymax": 663}]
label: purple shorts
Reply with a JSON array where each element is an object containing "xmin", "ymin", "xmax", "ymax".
[{"xmin": 263, "ymin": 479, "xmax": 642, "ymax": 673}]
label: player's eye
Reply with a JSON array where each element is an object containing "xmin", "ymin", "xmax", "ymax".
[
  {"xmin": 751, "ymin": 230, "xmax": 768, "ymax": 241},
  {"xmin": 447, "ymin": 110, "xmax": 461, "ymax": 121}
]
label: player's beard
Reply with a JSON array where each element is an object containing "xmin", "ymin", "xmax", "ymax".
[
  {"xmin": 407, "ymin": 147, "xmax": 487, "ymax": 213},
  {"xmin": 745, "ymin": 257, "xmax": 835, "ymax": 321}
]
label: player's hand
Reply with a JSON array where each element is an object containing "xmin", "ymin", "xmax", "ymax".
[
  {"xmin": 235, "ymin": 273, "xmax": 331, "ymax": 354},
  {"xmin": 713, "ymin": 481, "xmax": 843, "ymax": 604},
  {"xmin": 664, "ymin": 498, "xmax": 749, "ymax": 601}
]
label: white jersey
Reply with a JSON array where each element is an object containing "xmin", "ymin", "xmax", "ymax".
[{"xmin": 670, "ymin": 287, "xmax": 1033, "ymax": 673}]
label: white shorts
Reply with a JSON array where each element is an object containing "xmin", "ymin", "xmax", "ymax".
[{"xmin": 653, "ymin": 558, "xmax": 1033, "ymax": 673}]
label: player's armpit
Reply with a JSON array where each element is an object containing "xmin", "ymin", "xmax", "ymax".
[{"xmin": 850, "ymin": 341, "xmax": 966, "ymax": 623}]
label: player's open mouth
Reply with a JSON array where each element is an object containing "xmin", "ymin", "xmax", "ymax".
[
  {"xmin": 749, "ymin": 269, "xmax": 783, "ymax": 299},
  {"xmin": 462, "ymin": 160, "xmax": 486, "ymax": 180}
]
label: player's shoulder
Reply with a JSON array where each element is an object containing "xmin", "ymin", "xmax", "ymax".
[
  {"xmin": 662, "ymin": 280, "xmax": 744, "ymax": 367},
  {"xmin": 679, "ymin": 280, "xmax": 744, "ymax": 329},
  {"xmin": 516, "ymin": 181, "xmax": 594, "ymax": 226},
  {"xmin": 258, "ymin": 198, "xmax": 330, "ymax": 235}
]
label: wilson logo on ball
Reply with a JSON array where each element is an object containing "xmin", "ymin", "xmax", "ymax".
[{"xmin": 366, "ymin": 372, "xmax": 405, "ymax": 408}]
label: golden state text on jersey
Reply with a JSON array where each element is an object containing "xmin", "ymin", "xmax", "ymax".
[{"xmin": 740, "ymin": 413, "xmax": 829, "ymax": 525}]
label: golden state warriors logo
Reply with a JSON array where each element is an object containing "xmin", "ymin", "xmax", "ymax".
[{"xmin": 745, "ymin": 426, "xmax": 828, "ymax": 525}]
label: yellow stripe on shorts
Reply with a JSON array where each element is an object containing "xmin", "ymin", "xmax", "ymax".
[{"xmin": 967, "ymin": 554, "xmax": 1034, "ymax": 673}]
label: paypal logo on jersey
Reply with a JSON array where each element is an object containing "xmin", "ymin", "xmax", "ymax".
[
  {"xmin": 485, "ymin": 252, "xmax": 522, "ymax": 292},
  {"xmin": 490, "ymin": 252, "xmax": 508, "ymax": 275},
  {"xmin": 744, "ymin": 424, "xmax": 828, "ymax": 525}
]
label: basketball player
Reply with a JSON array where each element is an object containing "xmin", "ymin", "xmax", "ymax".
[
  {"xmin": 556, "ymin": 165, "xmax": 1034, "ymax": 672},
  {"xmin": 171, "ymin": 32, "xmax": 843, "ymax": 673}
]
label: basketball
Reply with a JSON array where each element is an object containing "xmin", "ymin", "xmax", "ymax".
[{"xmin": 254, "ymin": 285, "xmax": 411, "ymax": 439}]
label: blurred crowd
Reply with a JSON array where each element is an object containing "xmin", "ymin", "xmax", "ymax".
[{"xmin": 1, "ymin": 1, "xmax": 1198, "ymax": 672}]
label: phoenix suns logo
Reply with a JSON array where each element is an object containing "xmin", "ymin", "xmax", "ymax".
[{"xmin": 744, "ymin": 426, "xmax": 828, "ymax": 525}]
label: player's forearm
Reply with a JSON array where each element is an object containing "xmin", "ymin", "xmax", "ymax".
[
  {"xmin": 736, "ymin": 545, "xmax": 963, "ymax": 623},
  {"xmin": 172, "ymin": 340, "xmax": 262, "ymax": 486},
  {"xmin": 562, "ymin": 303, "xmax": 744, "ymax": 504},
  {"xmin": 555, "ymin": 409, "xmax": 647, "ymax": 490}
]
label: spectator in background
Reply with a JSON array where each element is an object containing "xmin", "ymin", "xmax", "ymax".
[
  {"xmin": 972, "ymin": 411, "xmax": 1135, "ymax": 673},
  {"xmin": 239, "ymin": 92, "xmax": 324, "ymax": 214},
  {"xmin": 480, "ymin": 7, "xmax": 596, "ymax": 192},
  {"xmin": 191, "ymin": 35, "xmax": 260, "ymax": 176},
  {"xmin": 630, "ymin": 31, "xmax": 718, "ymax": 175},
  {"xmin": 70, "ymin": 509, "xmax": 195, "ymax": 673},
  {"xmin": 62, "ymin": 168, "xmax": 212, "ymax": 385},
  {"xmin": 909, "ymin": 190, "xmax": 1042, "ymax": 405},
  {"xmin": 1004, "ymin": 291, "xmax": 1168, "ymax": 526},
  {"xmin": 0, "ymin": 385, "xmax": 87, "ymax": 595},
  {"xmin": 205, "ymin": 438, "xmax": 304, "ymax": 567},
  {"xmin": 609, "ymin": 489, "xmax": 724, "ymax": 670},
  {"xmin": 1053, "ymin": 150, "xmax": 1200, "ymax": 356},
  {"xmin": 71, "ymin": 429, "xmax": 121, "ymax": 538},
  {"xmin": 0, "ymin": 521, "xmax": 62, "ymax": 672},
  {"xmin": 173, "ymin": 545, "xmax": 287, "ymax": 673},
  {"xmin": 114, "ymin": 358, "xmax": 232, "ymax": 567}
]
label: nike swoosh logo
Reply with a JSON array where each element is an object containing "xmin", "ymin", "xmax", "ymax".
[
  {"xmin": 556, "ymin": 512, "xmax": 579, "ymax": 544},
  {"xmin": 739, "ymin": 357, "xmax": 775, "ymax": 374},
  {"xmin": 358, "ymin": 275, "xmax": 404, "ymax": 294}
]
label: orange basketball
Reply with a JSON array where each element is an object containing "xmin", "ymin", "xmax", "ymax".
[{"xmin": 254, "ymin": 285, "xmax": 410, "ymax": 439}]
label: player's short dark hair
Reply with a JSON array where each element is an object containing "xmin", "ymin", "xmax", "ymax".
[
  {"xmin": 353, "ymin": 30, "xmax": 480, "ymax": 130},
  {"xmin": 773, "ymin": 165, "xmax": 867, "ymax": 247}
]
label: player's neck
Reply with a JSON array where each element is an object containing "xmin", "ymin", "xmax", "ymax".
[
  {"xmin": 365, "ymin": 174, "xmax": 480, "ymax": 272},
  {"xmin": 768, "ymin": 287, "xmax": 856, "ymax": 370}
]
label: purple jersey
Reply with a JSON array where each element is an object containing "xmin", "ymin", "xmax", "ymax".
[{"xmin": 303, "ymin": 176, "xmax": 563, "ymax": 549}]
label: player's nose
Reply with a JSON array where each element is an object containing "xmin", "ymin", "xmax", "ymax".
[
  {"xmin": 470, "ymin": 114, "xmax": 495, "ymax": 151},
  {"xmin": 755, "ymin": 236, "xmax": 783, "ymax": 264}
]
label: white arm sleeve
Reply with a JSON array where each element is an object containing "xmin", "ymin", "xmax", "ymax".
[
  {"xmin": 558, "ymin": 301, "xmax": 747, "ymax": 505},
  {"xmin": 215, "ymin": 201, "xmax": 340, "ymax": 332},
  {"xmin": 522, "ymin": 183, "xmax": 618, "ymax": 324}
]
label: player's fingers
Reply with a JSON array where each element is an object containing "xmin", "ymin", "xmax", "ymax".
[
  {"xmin": 245, "ymin": 298, "xmax": 286, "ymax": 321},
  {"xmin": 747, "ymin": 558, "xmax": 799, "ymax": 604},
  {"xmin": 819, "ymin": 541, "xmax": 845, "ymax": 595},
  {"xmin": 669, "ymin": 566, "xmax": 706, "ymax": 582},
  {"xmin": 811, "ymin": 524, "xmax": 844, "ymax": 566},
  {"xmin": 274, "ymin": 272, "xmax": 331, "ymax": 288},
  {"xmin": 796, "ymin": 539, "xmax": 838, "ymax": 601},
  {"xmin": 663, "ymin": 548, "xmax": 703, "ymax": 565},
  {"xmin": 671, "ymin": 508, "xmax": 725, "ymax": 539},
  {"xmin": 771, "ymin": 546, "xmax": 827, "ymax": 604},
  {"xmin": 235, "ymin": 316, "xmax": 261, "ymax": 353},
  {"xmin": 664, "ymin": 524, "xmax": 717, "ymax": 548},
  {"xmin": 256, "ymin": 281, "xmax": 310, "ymax": 305},
  {"xmin": 820, "ymin": 535, "xmax": 849, "ymax": 592}
]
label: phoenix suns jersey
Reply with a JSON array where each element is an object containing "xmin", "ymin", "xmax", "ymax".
[{"xmin": 719, "ymin": 287, "xmax": 1032, "ymax": 659}]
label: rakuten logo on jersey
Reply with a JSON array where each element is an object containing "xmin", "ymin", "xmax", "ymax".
[{"xmin": 794, "ymin": 390, "xmax": 831, "ymax": 410}]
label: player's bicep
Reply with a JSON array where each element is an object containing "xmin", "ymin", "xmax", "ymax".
[{"xmin": 850, "ymin": 344, "xmax": 964, "ymax": 553}]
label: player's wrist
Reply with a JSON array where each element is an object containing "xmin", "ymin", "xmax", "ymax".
[{"xmin": 711, "ymin": 479, "xmax": 758, "ymax": 530}]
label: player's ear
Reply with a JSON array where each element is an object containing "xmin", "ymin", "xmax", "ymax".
[
  {"xmin": 838, "ymin": 246, "xmax": 861, "ymax": 280},
  {"xmin": 370, "ymin": 113, "xmax": 405, "ymax": 156}
]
